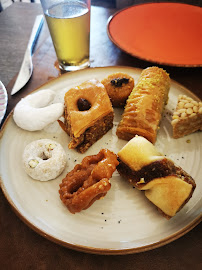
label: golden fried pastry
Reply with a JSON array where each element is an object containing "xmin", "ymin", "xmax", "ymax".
[
  {"xmin": 171, "ymin": 94, "xmax": 202, "ymax": 138},
  {"xmin": 59, "ymin": 149, "xmax": 119, "ymax": 214},
  {"xmin": 59, "ymin": 79, "xmax": 114, "ymax": 153},
  {"xmin": 117, "ymin": 136, "xmax": 196, "ymax": 218},
  {"xmin": 101, "ymin": 72, "xmax": 134, "ymax": 107},
  {"xmin": 116, "ymin": 67, "xmax": 170, "ymax": 143}
]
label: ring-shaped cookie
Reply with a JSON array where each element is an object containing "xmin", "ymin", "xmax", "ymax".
[{"xmin": 23, "ymin": 139, "xmax": 67, "ymax": 181}]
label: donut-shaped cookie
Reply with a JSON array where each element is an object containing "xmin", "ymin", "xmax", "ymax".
[
  {"xmin": 23, "ymin": 139, "xmax": 67, "ymax": 181},
  {"xmin": 13, "ymin": 90, "xmax": 64, "ymax": 131},
  {"xmin": 101, "ymin": 72, "xmax": 134, "ymax": 107}
]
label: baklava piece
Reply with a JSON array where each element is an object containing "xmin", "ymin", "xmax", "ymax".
[
  {"xmin": 171, "ymin": 94, "xmax": 202, "ymax": 138},
  {"xmin": 59, "ymin": 79, "xmax": 114, "ymax": 153},
  {"xmin": 101, "ymin": 72, "xmax": 134, "ymax": 107},
  {"xmin": 117, "ymin": 136, "xmax": 196, "ymax": 219},
  {"xmin": 116, "ymin": 66, "xmax": 170, "ymax": 143}
]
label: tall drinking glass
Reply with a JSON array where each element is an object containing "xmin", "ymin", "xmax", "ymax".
[{"xmin": 40, "ymin": 0, "xmax": 91, "ymax": 71}]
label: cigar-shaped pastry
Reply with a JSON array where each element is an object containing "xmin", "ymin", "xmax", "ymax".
[
  {"xmin": 116, "ymin": 67, "xmax": 170, "ymax": 143},
  {"xmin": 117, "ymin": 136, "xmax": 196, "ymax": 219}
]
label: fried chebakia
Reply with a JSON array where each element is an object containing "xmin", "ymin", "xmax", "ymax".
[
  {"xmin": 117, "ymin": 136, "xmax": 196, "ymax": 219},
  {"xmin": 116, "ymin": 67, "xmax": 170, "ymax": 143},
  {"xmin": 101, "ymin": 72, "xmax": 134, "ymax": 107},
  {"xmin": 59, "ymin": 149, "xmax": 119, "ymax": 214}
]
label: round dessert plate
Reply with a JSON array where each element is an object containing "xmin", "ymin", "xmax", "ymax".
[
  {"xmin": 0, "ymin": 67, "xmax": 201, "ymax": 254},
  {"xmin": 0, "ymin": 81, "xmax": 8, "ymax": 125},
  {"xmin": 107, "ymin": 3, "xmax": 202, "ymax": 67}
]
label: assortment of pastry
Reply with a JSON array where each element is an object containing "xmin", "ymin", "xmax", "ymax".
[
  {"xmin": 12, "ymin": 66, "xmax": 200, "ymax": 218},
  {"xmin": 117, "ymin": 136, "xmax": 196, "ymax": 218}
]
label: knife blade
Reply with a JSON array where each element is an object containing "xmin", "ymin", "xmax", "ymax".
[{"xmin": 11, "ymin": 15, "xmax": 44, "ymax": 95}]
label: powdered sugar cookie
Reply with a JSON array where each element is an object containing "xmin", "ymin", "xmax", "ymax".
[
  {"xmin": 23, "ymin": 139, "xmax": 67, "ymax": 181},
  {"xmin": 13, "ymin": 90, "xmax": 64, "ymax": 131}
]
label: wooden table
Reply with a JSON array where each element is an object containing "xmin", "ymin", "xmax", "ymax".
[{"xmin": 0, "ymin": 2, "xmax": 201, "ymax": 269}]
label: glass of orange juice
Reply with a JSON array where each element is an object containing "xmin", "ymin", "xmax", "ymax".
[{"xmin": 40, "ymin": 0, "xmax": 91, "ymax": 71}]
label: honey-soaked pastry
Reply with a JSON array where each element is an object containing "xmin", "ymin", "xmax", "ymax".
[
  {"xmin": 59, "ymin": 149, "xmax": 119, "ymax": 214},
  {"xmin": 171, "ymin": 94, "xmax": 202, "ymax": 138},
  {"xmin": 59, "ymin": 79, "xmax": 114, "ymax": 153},
  {"xmin": 116, "ymin": 67, "xmax": 170, "ymax": 143},
  {"xmin": 117, "ymin": 136, "xmax": 196, "ymax": 219},
  {"xmin": 101, "ymin": 72, "xmax": 134, "ymax": 107}
]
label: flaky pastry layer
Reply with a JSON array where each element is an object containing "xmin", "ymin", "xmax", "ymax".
[
  {"xmin": 117, "ymin": 136, "xmax": 196, "ymax": 218},
  {"xmin": 116, "ymin": 66, "xmax": 170, "ymax": 143}
]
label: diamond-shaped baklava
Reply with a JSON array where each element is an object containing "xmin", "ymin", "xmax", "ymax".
[{"xmin": 59, "ymin": 79, "xmax": 114, "ymax": 153}]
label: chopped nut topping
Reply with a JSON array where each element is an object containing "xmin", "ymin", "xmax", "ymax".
[
  {"xmin": 171, "ymin": 119, "xmax": 179, "ymax": 125},
  {"xmin": 186, "ymin": 108, "xmax": 193, "ymax": 114},
  {"xmin": 178, "ymin": 101, "xmax": 184, "ymax": 108},
  {"xmin": 46, "ymin": 143, "xmax": 56, "ymax": 150},
  {"xmin": 193, "ymin": 106, "xmax": 198, "ymax": 113},
  {"xmin": 184, "ymin": 102, "xmax": 193, "ymax": 108},
  {"xmin": 99, "ymin": 184, "xmax": 104, "ymax": 190},
  {"xmin": 28, "ymin": 159, "xmax": 39, "ymax": 168}
]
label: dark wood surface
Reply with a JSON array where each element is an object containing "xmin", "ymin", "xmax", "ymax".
[{"xmin": 0, "ymin": 2, "xmax": 201, "ymax": 269}]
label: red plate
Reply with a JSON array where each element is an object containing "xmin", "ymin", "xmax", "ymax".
[{"xmin": 107, "ymin": 3, "xmax": 202, "ymax": 67}]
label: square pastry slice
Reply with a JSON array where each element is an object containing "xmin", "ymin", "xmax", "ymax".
[
  {"xmin": 60, "ymin": 79, "xmax": 114, "ymax": 153},
  {"xmin": 171, "ymin": 95, "xmax": 202, "ymax": 138}
]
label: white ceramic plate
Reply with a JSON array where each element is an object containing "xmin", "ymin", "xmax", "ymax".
[
  {"xmin": 0, "ymin": 67, "xmax": 201, "ymax": 254},
  {"xmin": 0, "ymin": 81, "xmax": 8, "ymax": 125}
]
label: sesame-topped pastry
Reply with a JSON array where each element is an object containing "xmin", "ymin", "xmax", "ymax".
[
  {"xmin": 117, "ymin": 136, "xmax": 196, "ymax": 219},
  {"xmin": 171, "ymin": 94, "xmax": 202, "ymax": 138},
  {"xmin": 101, "ymin": 72, "xmax": 134, "ymax": 107},
  {"xmin": 116, "ymin": 67, "xmax": 170, "ymax": 143},
  {"xmin": 59, "ymin": 79, "xmax": 114, "ymax": 153}
]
